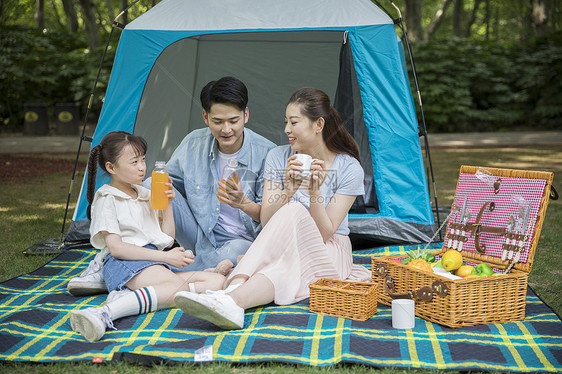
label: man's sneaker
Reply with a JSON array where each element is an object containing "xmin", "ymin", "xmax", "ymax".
[
  {"xmin": 174, "ymin": 291, "xmax": 244, "ymax": 330},
  {"xmin": 69, "ymin": 306, "xmax": 114, "ymax": 342},
  {"xmin": 67, "ymin": 261, "xmax": 107, "ymax": 296}
]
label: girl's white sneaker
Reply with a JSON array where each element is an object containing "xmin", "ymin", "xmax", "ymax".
[{"xmin": 70, "ymin": 306, "xmax": 114, "ymax": 342}]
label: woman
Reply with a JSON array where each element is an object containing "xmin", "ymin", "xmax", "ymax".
[{"xmin": 174, "ymin": 88, "xmax": 371, "ymax": 329}]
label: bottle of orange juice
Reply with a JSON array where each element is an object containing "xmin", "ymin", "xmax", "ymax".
[
  {"xmin": 218, "ymin": 159, "xmax": 239, "ymax": 204},
  {"xmin": 151, "ymin": 161, "xmax": 169, "ymax": 210}
]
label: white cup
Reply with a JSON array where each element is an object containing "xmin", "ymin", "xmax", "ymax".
[
  {"xmin": 391, "ymin": 299, "xmax": 415, "ymax": 329},
  {"xmin": 293, "ymin": 153, "xmax": 317, "ymax": 180}
]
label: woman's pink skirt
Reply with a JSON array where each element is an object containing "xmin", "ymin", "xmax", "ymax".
[{"xmin": 228, "ymin": 202, "xmax": 371, "ymax": 305}]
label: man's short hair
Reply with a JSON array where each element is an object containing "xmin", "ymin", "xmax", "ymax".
[{"xmin": 200, "ymin": 76, "xmax": 249, "ymax": 112}]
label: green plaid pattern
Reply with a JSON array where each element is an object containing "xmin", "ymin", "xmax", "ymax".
[{"xmin": 0, "ymin": 244, "xmax": 561, "ymax": 372}]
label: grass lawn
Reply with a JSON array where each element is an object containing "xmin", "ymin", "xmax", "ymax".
[{"xmin": 0, "ymin": 145, "xmax": 560, "ymax": 373}]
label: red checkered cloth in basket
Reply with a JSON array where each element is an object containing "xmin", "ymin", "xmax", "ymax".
[{"xmin": 448, "ymin": 173, "xmax": 546, "ymax": 263}]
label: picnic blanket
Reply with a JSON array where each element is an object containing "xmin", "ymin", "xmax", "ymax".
[{"xmin": 1, "ymin": 243, "xmax": 561, "ymax": 372}]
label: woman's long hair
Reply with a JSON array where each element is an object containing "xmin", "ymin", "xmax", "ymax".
[
  {"xmin": 288, "ymin": 87, "xmax": 360, "ymax": 162},
  {"xmin": 86, "ymin": 131, "xmax": 147, "ymax": 219}
]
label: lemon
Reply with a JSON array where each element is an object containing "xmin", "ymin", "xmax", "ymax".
[
  {"xmin": 455, "ymin": 265, "xmax": 474, "ymax": 277},
  {"xmin": 441, "ymin": 250, "xmax": 463, "ymax": 271}
]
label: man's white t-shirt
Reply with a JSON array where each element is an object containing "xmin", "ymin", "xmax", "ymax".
[{"xmin": 216, "ymin": 150, "xmax": 253, "ymax": 241}]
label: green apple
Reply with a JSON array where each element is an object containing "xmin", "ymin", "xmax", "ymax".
[{"xmin": 471, "ymin": 263, "xmax": 494, "ymax": 277}]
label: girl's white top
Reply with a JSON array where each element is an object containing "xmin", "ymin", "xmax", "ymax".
[{"xmin": 89, "ymin": 184, "xmax": 174, "ymax": 259}]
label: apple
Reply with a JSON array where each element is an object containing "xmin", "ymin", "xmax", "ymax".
[{"xmin": 471, "ymin": 263, "xmax": 494, "ymax": 277}]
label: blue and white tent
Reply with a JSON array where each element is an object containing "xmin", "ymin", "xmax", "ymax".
[{"xmin": 68, "ymin": 0, "xmax": 436, "ymax": 244}]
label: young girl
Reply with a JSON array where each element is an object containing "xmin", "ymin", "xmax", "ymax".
[
  {"xmin": 70, "ymin": 131, "xmax": 225, "ymax": 342},
  {"xmin": 174, "ymin": 88, "xmax": 371, "ymax": 329}
]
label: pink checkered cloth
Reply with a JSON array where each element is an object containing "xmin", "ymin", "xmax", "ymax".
[{"xmin": 447, "ymin": 173, "xmax": 546, "ymax": 264}]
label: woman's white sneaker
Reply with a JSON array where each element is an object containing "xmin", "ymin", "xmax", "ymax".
[{"xmin": 174, "ymin": 291, "xmax": 244, "ymax": 330}]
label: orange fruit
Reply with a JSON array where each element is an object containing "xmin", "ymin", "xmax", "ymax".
[
  {"xmin": 455, "ymin": 265, "xmax": 474, "ymax": 277},
  {"xmin": 463, "ymin": 274, "xmax": 480, "ymax": 279},
  {"xmin": 407, "ymin": 259, "xmax": 433, "ymax": 272},
  {"xmin": 441, "ymin": 250, "xmax": 463, "ymax": 271}
]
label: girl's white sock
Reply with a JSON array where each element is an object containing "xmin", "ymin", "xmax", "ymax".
[{"xmin": 106, "ymin": 286, "xmax": 158, "ymax": 321}]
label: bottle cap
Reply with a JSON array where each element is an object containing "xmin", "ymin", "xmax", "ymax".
[
  {"xmin": 227, "ymin": 159, "xmax": 238, "ymax": 168},
  {"xmin": 155, "ymin": 161, "xmax": 166, "ymax": 168}
]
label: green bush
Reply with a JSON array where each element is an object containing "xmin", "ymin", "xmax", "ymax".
[
  {"xmin": 409, "ymin": 33, "xmax": 562, "ymax": 132},
  {"xmin": 1, "ymin": 26, "xmax": 560, "ymax": 133},
  {"xmin": 0, "ymin": 26, "xmax": 116, "ymax": 132}
]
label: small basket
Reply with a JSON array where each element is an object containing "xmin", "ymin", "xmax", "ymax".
[{"xmin": 309, "ymin": 279, "xmax": 378, "ymax": 321}]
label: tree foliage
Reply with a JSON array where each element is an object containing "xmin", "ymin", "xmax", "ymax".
[
  {"xmin": 410, "ymin": 33, "xmax": 562, "ymax": 132},
  {"xmin": 0, "ymin": 0, "xmax": 561, "ymax": 132}
]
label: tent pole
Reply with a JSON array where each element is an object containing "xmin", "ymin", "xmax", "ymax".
[
  {"xmin": 387, "ymin": 1, "xmax": 443, "ymax": 241},
  {"xmin": 58, "ymin": 0, "xmax": 143, "ymax": 249}
]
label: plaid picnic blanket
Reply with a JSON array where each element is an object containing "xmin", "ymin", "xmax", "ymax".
[{"xmin": 1, "ymin": 243, "xmax": 561, "ymax": 372}]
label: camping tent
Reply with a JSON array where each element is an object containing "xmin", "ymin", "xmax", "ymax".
[{"xmin": 67, "ymin": 0, "xmax": 436, "ymax": 245}]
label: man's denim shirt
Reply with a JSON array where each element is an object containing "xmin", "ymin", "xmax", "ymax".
[{"xmin": 166, "ymin": 127, "xmax": 275, "ymax": 254}]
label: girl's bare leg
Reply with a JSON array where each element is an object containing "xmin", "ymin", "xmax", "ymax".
[{"xmin": 127, "ymin": 266, "xmax": 225, "ymax": 308}]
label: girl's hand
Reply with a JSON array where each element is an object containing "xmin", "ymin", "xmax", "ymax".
[
  {"xmin": 164, "ymin": 246, "xmax": 194, "ymax": 268},
  {"xmin": 164, "ymin": 176, "xmax": 175, "ymax": 201},
  {"xmin": 283, "ymin": 155, "xmax": 304, "ymax": 196},
  {"xmin": 217, "ymin": 172, "xmax": 248, "ymax": 208}
]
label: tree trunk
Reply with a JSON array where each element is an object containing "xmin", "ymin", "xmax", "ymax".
[
  {"xmin": 106, "ymin": 0, "xmax": 116, "ymax": 22},
  {"xmin": 121, "ymin": 0, "xmax": 128, "ymax": 25},
  {"xmin": 522, "ymin": 0, "xmax": 535, "ymax": 41},
  {"xmin": 533, "ymin": 0, "xmax": 549, "ymax": 37},
  {"xmin": 464, "ymin": 0, "xmax": 484, "ymax": 37},
  {"xmin": 485, "ymin": 0, "xmax": 490, "ymax": 40},
  {"xmin": 425, "ymin": 0, "xmax": 454, "ymax": 40},
  {"xmin": 35, "ymin": 0, "xmax": 44, "ymax": 29},
  {"xmin": 49, "ymin": 0, "xmax": 65, "ymax": 29},
  {"xmin": 61, "ymin": 0, "xmax": 78, "ymax": 32},
  {"xmin": 403, "ymin": 0, "xmax": 423, "ymax": 40},
  {"xmin": 453, "ymin": 0, "xmax": 464, "ymax": 37},
  {"xmin": 78, "ymin": 0, "xmax": 101, "ymax": 49}
]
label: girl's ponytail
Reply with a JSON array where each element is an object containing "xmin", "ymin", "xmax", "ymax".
[{"xmin": 86, "ymin": 145, "xmax": 101, "ymax": 220}]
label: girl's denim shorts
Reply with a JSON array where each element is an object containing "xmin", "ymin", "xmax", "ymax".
[{"xmin": 103, "ymin": 244, "xmax": 179, "ymax": 291}]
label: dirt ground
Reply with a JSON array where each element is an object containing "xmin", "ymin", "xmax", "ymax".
[{"xmin": 0, "ymin": 154, "xmax": 86, "ymax": 182}]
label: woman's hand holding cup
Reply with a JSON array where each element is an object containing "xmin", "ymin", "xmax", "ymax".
[{"xmin": 285, "ymin": 154, "xmax": 326, "ymax": 196}]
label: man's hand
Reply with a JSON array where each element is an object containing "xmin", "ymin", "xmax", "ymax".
[{"xmin": 217, "ymin": 172, "xmax": 249, "ymax": 209}]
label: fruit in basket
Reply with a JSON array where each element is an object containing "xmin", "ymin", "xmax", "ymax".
[
  {"xmin": 441, "ymin": 250, "xmax": 463, "ymax": 271},
  {"xmin": 407, "ymin": 259, "xmax": 433, "ymax": 272},
  {"xmin": 471, "ymin": 263, "xmax": 494, "ymax": 277},
  {"xmin": 400, "ymin": 248, "xmax": 436, "ymax": 266},
  {"xmin": 455, "ymin": 265, "xmax": 474, "ymax": 277}
]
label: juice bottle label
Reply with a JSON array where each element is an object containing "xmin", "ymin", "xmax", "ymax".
[
  {"xmin": 151, "ymin": 171, "xmax": 169, "ymax": 210},
  {"xmin": 217, "ymin": 174, "xmax": 239, "ymax": 204}
]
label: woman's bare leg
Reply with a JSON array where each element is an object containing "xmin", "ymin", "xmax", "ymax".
[{"xmin": 227, "ymin": 274, "xmax": 274, "ymax": 310}]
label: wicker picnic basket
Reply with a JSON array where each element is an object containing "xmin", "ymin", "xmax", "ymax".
[
  {"xmin": 309, "ymin": 279, "xmax": 379, "ymax": 321},
  {"xmin": 372, "ymin": 166, "xmax": 555, "ymax": 328}
]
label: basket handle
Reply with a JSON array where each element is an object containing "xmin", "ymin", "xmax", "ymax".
[
  {"xmin": 465, "ymin": 201, "xmax": 505, "ymax": 253},
  {"xmin": 383, "ymin": 276, "xmax": 449, "ymax": 302}
]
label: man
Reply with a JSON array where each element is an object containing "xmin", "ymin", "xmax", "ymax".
[{"xmin": 67, "ymin": 76, "xmax": 275, "ymax": 295}]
